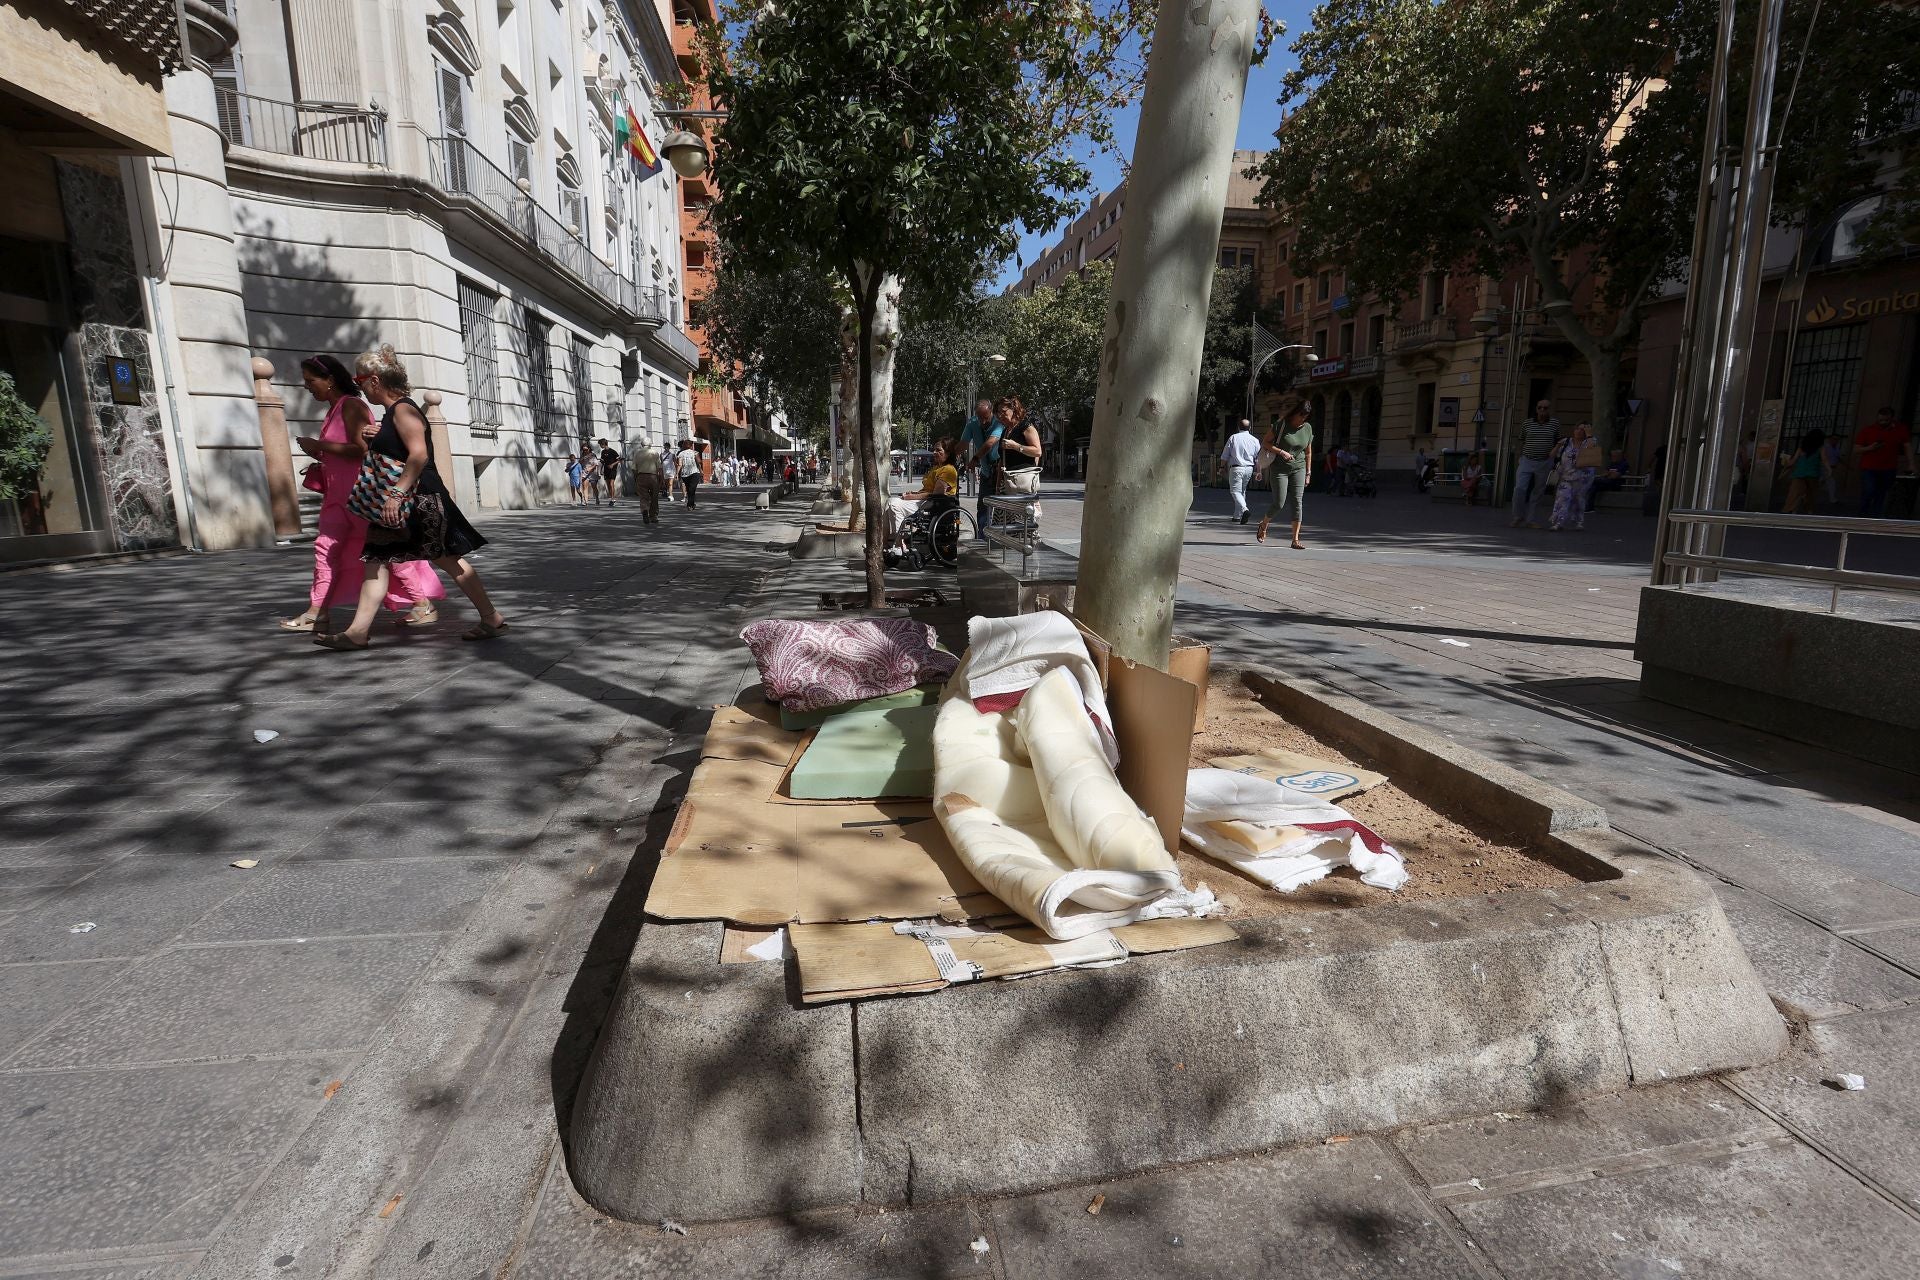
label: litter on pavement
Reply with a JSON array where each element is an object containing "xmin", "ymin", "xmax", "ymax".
[{"xmin": 252, "ymin": 729, "xmax": 279, "ymax": 743}]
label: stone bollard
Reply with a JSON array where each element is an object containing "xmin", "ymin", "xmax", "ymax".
[
  {"xmin": 755, "ymin": 489, "xmax": 772, "ymax": 510},
  {"xmin": 421, "ymin": 390, "xmax": 455, "ymax": 484},
  {"xmin": 252, "ymin": 357, "xmax": 303, "ymax": 537}
]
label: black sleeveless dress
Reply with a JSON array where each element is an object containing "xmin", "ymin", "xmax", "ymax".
[{"xmin": 360, "ymin": 396, "xmax": 488, "ymax": 563}]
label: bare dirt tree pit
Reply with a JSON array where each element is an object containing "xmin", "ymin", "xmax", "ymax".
[{"xmin": 1180, "ymin": 668, "xmax": 1580, "ymax": 919}]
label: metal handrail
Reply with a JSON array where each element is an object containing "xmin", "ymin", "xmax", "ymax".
[
  {"xmin": 214, "ymin": 87, "xmax": 387, "ymax": 165},
  {"xmin": 1660, "ymin": 507, "xmax": 1920, "ymax": 611},
  {"xmin": 1665, "ymin": 508, "xmax": 1918, "ymax": 537}
]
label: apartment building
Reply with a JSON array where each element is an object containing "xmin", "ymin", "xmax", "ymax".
[
  {"xmin": 1013, "ymin": 150, "xmax": 1268, "ymax": 297},
  {"xmin": 213, "ymin": 0, "xmax": 700, "ymax": 516},
  {"xmin": 0, "ymin": 0, "xmax": 702, "ymax": 561}
]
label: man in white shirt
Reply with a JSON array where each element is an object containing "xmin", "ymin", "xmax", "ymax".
[
  {"xmin": 1218, "ymin": 418, "xmax": 1262, "ymax": 525},
  {"xmin": 675, "ymin": 442, "xmax": 703, "ymax": 510},
  {"xmin": 630, "ymin": 440, "xmax": 663, "ymax": 524}
]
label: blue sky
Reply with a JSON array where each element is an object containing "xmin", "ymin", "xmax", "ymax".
[{"xmin": 992, "ymin": 6, "xmax": 1311, "ymax": 290}]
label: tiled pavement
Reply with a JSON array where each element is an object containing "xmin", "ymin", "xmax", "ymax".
[{"xmin": 2, "ymin": 482, "xmax": 1917, "ymax": 1278}]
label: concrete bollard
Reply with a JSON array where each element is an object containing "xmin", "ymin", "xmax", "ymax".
[
  {"xmin": 252, "ymin": 357, "xmax": 303, "ymax": 537},
  {"xmin": 755, "ymin": 490, "xmax": 772, "ymax": 510}
]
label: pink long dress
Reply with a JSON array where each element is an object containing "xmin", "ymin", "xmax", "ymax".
[{"xmin": 308, "ymin": 397, "xmax": 447, "ymax": 611}]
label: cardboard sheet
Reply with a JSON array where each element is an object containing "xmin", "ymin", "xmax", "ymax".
[
  {"xmin": 644, "ymin": 707, "xmax": 1003, "ymax": 926},
  {"xmin": 1208, "ymin": 750, "xmax": 1386, "ymax": 803},
  {"xmin": 1068, "ymin": 619, "xmax": 1211, "ymax": 854},
  {"xmin": 789, "ymin": 916, "xmax": 1237, "ymax": 1004}
]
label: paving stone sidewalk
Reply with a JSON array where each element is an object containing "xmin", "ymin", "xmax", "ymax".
[{"xmin": 4, "ymin": 483, "xmax": 1917, "ymax": 1278}]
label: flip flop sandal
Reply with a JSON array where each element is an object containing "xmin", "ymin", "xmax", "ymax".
[
  {"xmin": 461, "ymin": 620, "xmax": 509, "ymax": 642},
  {"xmin": 312, "ymin": 633, "xmax": 370, "ymax": 651},
  {"xmin": 279, "ymin": 616, "xmax": 318, "ymax": 632}
]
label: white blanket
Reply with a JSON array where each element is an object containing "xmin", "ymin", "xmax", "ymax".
[
  {"xmin": 964, "ymin": 612, "xmax": 1117, "ymax": 765},
  {"xmin": 1181, "ymin": 767, "xmax": 1408, "ymax": 893},
  {"xmin": 935, "ymin": 662, "xmax": 1180, "ymax": 939}
]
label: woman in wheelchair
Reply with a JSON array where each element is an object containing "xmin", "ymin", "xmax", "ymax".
[{"xmin": 887, "ymin": 438, "xmax": 959, "ymax": 551}]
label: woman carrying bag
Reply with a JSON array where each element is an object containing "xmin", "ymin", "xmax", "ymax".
[
  {"xmin": 1549, "ymin": 422, "xmax": 1604, "ymax": 531},
  {"xmin": 997, "ymin": 396, "xmax": 1044, "ymax": 491},
  {"xmin": 283, "ymin": 354, "xmax": 442, "ymax": 632},
  {"xmin": 314, "ymin": 345, "xmax": 507, "ymax": 650}
]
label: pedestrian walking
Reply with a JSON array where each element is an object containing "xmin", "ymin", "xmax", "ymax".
[
  {"xmin": 599, "ymin": 438, "xmax": 621, "ymax": 505},
  {"xmin": 568, "ymin": 448, "xmax": 587, "ymax": 505},
  {"xmin": 629, "ymin": 438, "xmax": 662, "ymax": 523},
  {"xmin": 284, "ymin": 354, "xmax": 443, "ymax": 632},
  {"xmin": 1414, "ymin": 446, "xmax": 1432, "ymax": 493},
  {"xmin": 313, "ymin": 345, "xmax": 507, "ymax": 650},
  {"xmin": 1511, "ymin": 399, "xmax": 1563, "ymax": 528},
  {"xmin": 1820, "ymin": 434, "xmax": 1845, "ymax": 510},
  {"xmin": 662, "ymin": 440, "xmax": 680, "ymax": 503},
  {"xmin": 1219, "ymin": 418, "xmax": 1261, "ymax": 524},
  {"xmin": 1256, "ymin": 395, "xmax": 1313, "ymax": 549},
  {"xmin": 676, "ymin": 439, "xmax": 703, "ymax": 510},
  {"xmin": 1853, "ymin": 406, "xmax": 1914, "ymax": 517},
  {"xmin": 1782, "ymin": 429, "xmax": 1826, "ymax": 514},
  {"xmin": 1549, "ymin": 423, "xmax": 1601, "ymax": 531}
]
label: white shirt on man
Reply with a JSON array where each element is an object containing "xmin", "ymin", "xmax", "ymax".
[{"xmin": 1220, "ymin": 429, "xmax": 1261, "ymax": 469}]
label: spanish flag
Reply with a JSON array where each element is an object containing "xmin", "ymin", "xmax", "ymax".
[{"xmin": 615, "ymin": 103, "xmax": 663, "ymax": 180}]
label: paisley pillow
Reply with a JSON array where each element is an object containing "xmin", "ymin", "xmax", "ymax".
[{"xmin": 741, "ymin": 617, "xmax": 957, "ymax": 713}]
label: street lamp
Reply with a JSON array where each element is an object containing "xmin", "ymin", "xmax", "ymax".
[
  {"xmin": 661, "ymin": 129, "xmax": 709, "ymax": 178},
  {"xmin": 1245, "ymin": 344, "xmax": 1318, "ymax": 423},
  {"xmin": 963, "ymin": 354, "xmax": 1006, "ymax": 495}
]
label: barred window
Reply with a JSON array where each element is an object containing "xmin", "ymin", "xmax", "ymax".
[{"xmin": 457, "ymin": 278, "xmax": 500, "ymax": 438}]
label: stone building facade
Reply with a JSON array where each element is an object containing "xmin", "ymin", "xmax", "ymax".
[{"xmin": 0, "ymin": 0, "xmax": 703, "ymax": 563}]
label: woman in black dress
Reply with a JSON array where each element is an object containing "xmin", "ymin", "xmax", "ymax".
[{"xmin": 314, "ymin": 345, "xmax": 508, "ymax": 650}]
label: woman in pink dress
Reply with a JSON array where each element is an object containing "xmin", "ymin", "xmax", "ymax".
[{"xmin": 281, "ymin": 354, "xmax": 445, "ymax": 632}]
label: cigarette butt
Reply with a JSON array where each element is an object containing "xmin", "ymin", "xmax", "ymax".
[
  {"xmin": 1087, "ymin": 1194, "xmax": 1106, "ymax": 1216},
  {"xmin": 377, "ymin": 1194, "xmax": 403, "ymax": 1219}
]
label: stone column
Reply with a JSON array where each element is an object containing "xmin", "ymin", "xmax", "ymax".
[
  {"xmin": 252, "ymin": 357, "xmax": 302, "ymax": 535},
  {"xmin": 145, "ymin": 4, "xmax": 275, "ymax": 549}
]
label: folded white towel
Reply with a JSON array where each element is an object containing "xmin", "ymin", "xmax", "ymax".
[
  {"xmin": 965, "ymin": 613, "xmax": 1117, "ymax": 765},
  {"xmin": 1182, "ymin": 768, "xmax": 1409, "ymax": 893}
]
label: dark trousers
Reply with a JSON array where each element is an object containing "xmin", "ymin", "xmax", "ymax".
[
  {"xmin": 974, "ymin": 461, "xmax": 1000, "ymax": 537},
  {"xmin": 682, "ymin": 477, "xmax": 700, "ymax": 510},
  {"xmin": 635, "ymin": 473, "xmax": 660, "ymax": 523}
]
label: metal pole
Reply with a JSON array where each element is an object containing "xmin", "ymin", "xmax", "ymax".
[
  {"xmin": 1653, "ymin": 0, "xmax": 1742, "ymax": 586},
  {"xmin": 1491, "ymin": 273, "xmax": 1529, "ymax": 508},
  {"xmin": 1696, "ymin": 0, "xmax": 1790, "ymax": 578}
]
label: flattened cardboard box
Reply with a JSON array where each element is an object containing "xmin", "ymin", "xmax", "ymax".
[
  {"xmin": 789, "ymin": 917, "xmax": 1239, "ymax": 1004},
  {"xmin": 1208, "ymin": 750, "xmax": 1387, "ymax": 803},
  {"xmin": 645, "ymin": 704, "xmax": 1001, "ymax": 926}
]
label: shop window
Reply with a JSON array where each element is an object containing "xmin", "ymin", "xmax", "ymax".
[{"xmin": 1784, "ymin": 323, "xmax": 1867, "ymax": 453}]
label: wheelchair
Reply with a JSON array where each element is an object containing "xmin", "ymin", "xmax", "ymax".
[{"xmin": 885, "ymin": 494, "xmax": 975, "ymax": 570}]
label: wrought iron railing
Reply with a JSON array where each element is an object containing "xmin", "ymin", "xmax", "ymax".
[
  {"xmin": 428, "ymin": 135, "xmax": 666, "ymax": 327},
  {"xmin": 213, "ymin": 87, "xmax": 387, "ymax": 165}
]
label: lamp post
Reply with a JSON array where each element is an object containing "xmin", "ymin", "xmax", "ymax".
[
  {"xmin": 1246, "ymin": 344, "xmax": 1318, "ymax": 423},
  {"xmin": 964, "ymin": 353, "xmax": 1006, "ymax": 495}
]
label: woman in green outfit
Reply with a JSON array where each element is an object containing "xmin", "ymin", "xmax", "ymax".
[{"xmin": 1257, "ymin": 396, "xmax": 1313, "ymax": 548}]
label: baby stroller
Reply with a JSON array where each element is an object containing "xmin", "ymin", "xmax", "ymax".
[{"xmin": 1345, "ymin": 459, "xmax": 1379, "ymax": 498}]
